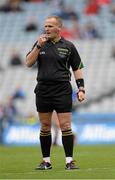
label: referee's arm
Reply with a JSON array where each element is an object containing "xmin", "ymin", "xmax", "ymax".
[
  {"xmin": 26, "ymin": 35, "xmax": 47, "ymax": 67},
  {"xmin": 73, "ymin": 69, "xmax": 85, "ymax": 102},
  {"xmin": 73, "ymin": 69, "xmax": 84, "ymax": 89},
  {"xmin": 26, "ymin": 44, "xmax": 41, "ymax": 67}
]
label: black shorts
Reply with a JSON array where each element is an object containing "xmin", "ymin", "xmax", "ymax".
[{"xmin": 35, "ymin": 94, "xmax": 72, "ymax": 113}]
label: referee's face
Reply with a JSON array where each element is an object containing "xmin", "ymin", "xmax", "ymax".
[{"xmin": 44, "ymin": 18, "xmax": 61, "ymax": 41}]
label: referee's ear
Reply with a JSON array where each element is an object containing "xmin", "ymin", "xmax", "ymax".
[
  {"xmin": 58, "ymin": 26, "xmax": 62, "ymax": 33},
  {"xmin": 56, "ymin": 27, "xmax": 61, "ymax": 34}
]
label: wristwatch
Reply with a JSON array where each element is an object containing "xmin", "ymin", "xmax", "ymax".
[{"xmin": 36, "ymin": 44, "xmax": 41, "ymax": 49}]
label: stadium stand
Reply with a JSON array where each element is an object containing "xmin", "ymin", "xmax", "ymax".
[{"xmin": 0, "ymin": 0, "xmax": 115, "ymax": 116}]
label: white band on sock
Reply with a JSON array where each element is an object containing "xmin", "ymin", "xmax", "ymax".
[
  {"xmin": 66, "ymin": 157, "xmax": 73, "ymax": 164},
  {"xmin": 43, "ymin": 157, "xmax": 50, "ymax": 163}
]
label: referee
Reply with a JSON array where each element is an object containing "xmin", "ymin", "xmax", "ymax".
[{"xmin": 26, "ymin": 16, "xmax": 85, "ymax": 170}]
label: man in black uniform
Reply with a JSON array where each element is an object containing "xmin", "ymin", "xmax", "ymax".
[{"xmin": 26, "ymin": 16, "xmax": 85, "ymax": 170}]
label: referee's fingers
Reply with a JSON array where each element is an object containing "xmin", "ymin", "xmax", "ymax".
[{"xmin": 77, "ymin": 92, "xmax": 85, "ymax": 102}]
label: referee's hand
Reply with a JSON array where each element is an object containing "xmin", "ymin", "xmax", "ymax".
[
  {"xmin": 37, "ymin": 34, "xmax": 48, "ymax": 47},
  {"xmin": 77, "ymin": 90, "xmax": 85, "ymax": 102}
]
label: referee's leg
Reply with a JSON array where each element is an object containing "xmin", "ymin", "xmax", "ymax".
[
  {"xmin": 35, "ymin": 95, "xmax": 54, "ymax": 169},
  {"xmin": 39, "ymin": 112, "xmax": 52, "ymax": 159},
  {"xmin": 54, "ymin": 92, "xmax": 79, "ymax": 169},
  {"xmin": 57, "ymin": 112, "xmax": 74, "ymax": 161},
  {"xmin": 57, "ymin": 112, "xmax": 79, "ymax": 169},
  {"xmin": 35, "ymin": 112, "xmax": 53, "ymax": 170}
]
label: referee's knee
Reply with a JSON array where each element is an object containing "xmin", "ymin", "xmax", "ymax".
[
  {"xmin": 60, "ymin": 122, "xmax": 71, "ymax": 131},
  {"xmin": 41, "ymin": 122, "xmax": 51, "ymax": 132}
]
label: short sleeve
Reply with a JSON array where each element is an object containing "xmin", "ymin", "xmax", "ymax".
[{"xmin": 69, "ymin": 43, "xmax": 84, "ymax": 71}]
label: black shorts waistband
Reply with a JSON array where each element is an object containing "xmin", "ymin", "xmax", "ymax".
[{"xmin": 38, "ymin": 81, "xmax": 69, "ymax": 85}]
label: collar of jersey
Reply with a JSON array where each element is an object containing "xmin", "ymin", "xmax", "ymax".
[{"xmin": 47, "ymin": 37, "xmax": 65, "ymax": 44}]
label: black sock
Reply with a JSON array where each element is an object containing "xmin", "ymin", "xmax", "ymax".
[
  {"xmin": 62, "ymin": 129, "xmax": 73, "ymax": 157},
  {"xmin": 40, "ymin": 130, "xmax": 52, "ymax": 157}
]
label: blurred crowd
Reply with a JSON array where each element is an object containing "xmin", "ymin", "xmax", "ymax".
[
  {"xmin": 0, "ymin": 86, "xmax": 38, "ymax": 143},
  {"xmin": 0, "ymin": 0, "xmax": 115, "ymax": 39},
  {"xmin": 0, "ymin": 0, "xmax": 115, "ymax": 69}
]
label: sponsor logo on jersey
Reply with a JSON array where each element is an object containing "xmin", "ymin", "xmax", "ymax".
[
  {"xmin": 40, "ymin": 51, "xmax": 46, "ymax": 55},
  {"xmin": 57, "ymin": 48, "xmax": 69, "ymax": 58}
]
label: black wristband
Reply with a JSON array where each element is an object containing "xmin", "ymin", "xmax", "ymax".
[
  {"xmin": 36, "ymin": 44, "xmax": 41, "ymax": 49},
  {"xmin": 76, "ymin": 79, "xmax": 84, "ymax": 88}
]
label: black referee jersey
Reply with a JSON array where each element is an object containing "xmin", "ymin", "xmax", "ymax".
[
  {"xmin": 27, "ymin": 37, "xmax": 84, "ymax": 82},
  {"xmin": 27, "ymin": 37, "xmax": 84, "ymax": 97}
]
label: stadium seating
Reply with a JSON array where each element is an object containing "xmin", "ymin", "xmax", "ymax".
[{"xmin": 0, "ymin": 0, "xmax": 115, "ymax": 115}]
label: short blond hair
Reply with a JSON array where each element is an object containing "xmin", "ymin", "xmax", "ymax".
[{"xmin": 46, "ymin": 16, "xmax": 63, "ymax": 28}]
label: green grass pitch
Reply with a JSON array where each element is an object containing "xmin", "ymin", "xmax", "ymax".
[{"xmin": 0, "ymin": 145, "xmax": 115, "ymax": 179}]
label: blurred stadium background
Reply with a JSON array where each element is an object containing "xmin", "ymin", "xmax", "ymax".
[{"xmin": 0, "ymin": 0, "xmax": 115, "ymax": 146}]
